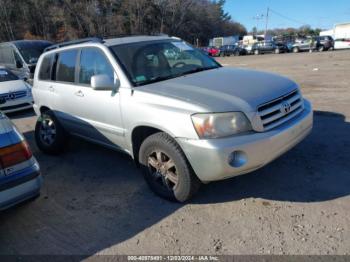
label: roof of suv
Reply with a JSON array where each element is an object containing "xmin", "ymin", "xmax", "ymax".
[
  {"xmin": 43, "ymin": 35, "xmax": 177, "ymax": 53},
  {"xmin": 104, "ymin": 35, "xmax": 175, "ymax": 46}
]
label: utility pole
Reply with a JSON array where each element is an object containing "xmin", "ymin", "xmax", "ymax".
[
  {"xmin": 253, "ymin": 14, "xmax": 264, "ymax": 36},
  {"xmin": 265, "ymin": 7, "xmax": 270, "ymax": 38}
]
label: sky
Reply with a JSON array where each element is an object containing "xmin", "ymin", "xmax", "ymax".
[{"xmin": 224, "ymin": 0, "xmax": 350, "ymax": 31}]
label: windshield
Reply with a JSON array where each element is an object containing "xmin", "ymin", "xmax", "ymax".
[
  {"xmin": 15, "ymin": 41, "xmax": 52, "ymax": 64},
  {"xmin": 110, "ymin": 40, "xmax": 221, "ymax": 86},
  {"xmin": 0, "ymin": 68, "xmax": 19, "ymax": 82}
]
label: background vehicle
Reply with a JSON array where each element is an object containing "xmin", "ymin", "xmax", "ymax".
[
  {"xmin": 0, "ymin": 106, "xmax": 42, "ymax": 210},
  {"xmin": 251, "ymin": 41, "xmax": 280, "ymax": 55},
  {"xmin": 0, "ymin": 67, "xmax": 33, "ymax": 113},
  {"xmin": 201, "ymin": 46, "xmax": 220, "ymax": 57},
  {"xmin": 334, "ymin": 38, "xmax": 350, "ymax": 49},
  {"xmin": 275, "ymin": 42, "xmax": 289, "ymax": 53},
  {"xmin": 316, "ymin": 36, "xmax": 334, "ymax": 51},
  {"xmin": 33, "ymin": 36, "xmax": 312, "ymax": 202},
  {"xmin": 292, "ymin": 36, "xmax": 334, "ymax": 53},
  {"xmin": 0, "ymin": 40, "xmax": 52, "ymax": 84},
  {"xmin": 219, "ymin": 45, "xmax": 247, "ymax": 56}
]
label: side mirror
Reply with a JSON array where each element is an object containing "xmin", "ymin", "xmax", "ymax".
[
  {"xmin": 16, "ymin": 60, "xmax": 23, "ymax": 69},
  {"xmin": 91, "ymin": 74, "xmax": 120, "ymax": 91}
]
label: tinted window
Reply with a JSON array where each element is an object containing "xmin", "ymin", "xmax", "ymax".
[
  {"xmin": 56, "ymin": 50, "xmax": 78, "ymax": 83},
  {"xmin": 0, "ymin": 68, "xmax": 19, "ymax": 82},
  {"xmin": 79, "ymin": 48, "xmax": 114, "ymax": 85},
  {"xmin": 39, "ymin": 54, "xmax": 53, "ymax": 80}
]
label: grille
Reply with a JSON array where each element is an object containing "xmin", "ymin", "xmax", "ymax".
[
  {"xmin": 0, "ymin": 103, "xmax": 31, "ymax": 111},
  {"xmin": 0, "ymin": 91, "xmax": 27, "ymax": 101},
  {"xmin": 257, "ymin": 89, "xmax": 304, "ymax": 131}
]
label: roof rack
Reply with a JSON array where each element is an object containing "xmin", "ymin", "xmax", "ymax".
[{"xmin": 44, "ymin": 37, "xmax": 104, "ymax": 52}]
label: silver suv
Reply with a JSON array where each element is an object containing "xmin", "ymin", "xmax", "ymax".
[{"xmin": 32, "ymin": 36, "xmax": 313, "ymax": 202}]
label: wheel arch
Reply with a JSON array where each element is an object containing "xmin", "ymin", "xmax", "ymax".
[{"xmin": 131, "ymin": 125, "xmax": 169, "ymax": 166}]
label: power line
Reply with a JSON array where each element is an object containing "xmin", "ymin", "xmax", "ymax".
[{"xmin": 269, "ymin": 8, "xmax": 308, "ymax": 26}]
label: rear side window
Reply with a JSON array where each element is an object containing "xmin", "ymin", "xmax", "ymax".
[
  {"xmin": 56, "ymin": 50, "xmax": 78, "ymax": 83},
  {"xmin": 78, "ymin": 48, "xmax": 114, "ymax": 85},
  {"xmin": 39, "ymin": 54, "xmax": 53, "ymax": 80}
]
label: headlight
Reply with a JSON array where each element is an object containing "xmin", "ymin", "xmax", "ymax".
[{"xmin": 191, "ymin": 112, "xmax": 252, "ymax": 139}]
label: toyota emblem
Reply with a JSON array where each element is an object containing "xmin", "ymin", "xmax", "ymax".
[
  {"xmin": 8, "ymin": 93, "xmax": 16, "ymax": 100},
  {"xmin": 281, "ymin": 101, "xmax": 291, "ymax": 114}
]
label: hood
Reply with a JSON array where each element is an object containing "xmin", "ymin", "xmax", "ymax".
[
  {"xmin": 137, "ymin": 67, "xmax": 298, "ymax": 112},
  {"xmin": 0, "ymin": 80, "xmax": 28, "ymax": 94}
]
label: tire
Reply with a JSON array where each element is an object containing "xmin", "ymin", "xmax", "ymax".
[
  {"xmin": 35, "ymin": 110, "xmax": 68, "ymax": 155},
  {"xmin": 275, "ymin": 48, "xmax": 280, "ymax": 54},
  {"xmin": 139, "ymin": 132, "xmax": 201, "ymax": 202},
  {"xmin": 318, "ymin": 46, "xmax": 324, "ymax": 52},
  {"xmin": 293, "ymin": 47, "xmax": 299, "ymax": 53},
  {"xmin": 254, "ymin": 49, "xmax": 259, "ymax": 55}
]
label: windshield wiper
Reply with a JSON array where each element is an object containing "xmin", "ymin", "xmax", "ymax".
[
  {"xmin": 135, "ymin": 74, "xmax": 178, "ymax": 86},
  {"xmin": 134, "ymin": 66, "xmax": 219, "ymax": 86},
  {"xmin": 177, "ymin": 66, "xmax": 219, "ymax": 77}
]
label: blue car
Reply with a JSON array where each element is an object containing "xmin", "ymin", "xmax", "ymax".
[{"xmin": 0, "ymin": 106, "xmax": 42, "ymax": 210}]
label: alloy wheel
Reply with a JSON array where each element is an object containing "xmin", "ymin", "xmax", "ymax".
[
  {"xmin": 147, "ymin": 150, "xmax": 179, "ymax": 191},
  {"xmin": 39, "ymin": 118, "xmax": 57, "ymax": 145}
]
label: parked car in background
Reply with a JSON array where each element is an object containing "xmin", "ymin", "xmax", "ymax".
[
  {"xmin": 0, "ymin": 105, "xmax": 42, "ymax": 210},
  {"xmin": 219, "ymin": 45, "xmax": 247, "ymax": 56},
  {"xmin": 292, "ymin": 36, "xmax": 334, "ymax": 53},
  {"xmin": 0, "ymin": 40, "xmax": 52, "ymax": 84},
  {"xmin": 316, "ymin": 36, "xmax": 334, "ymax": 51},
  {"xmin": 33, "ymin": 36, "xmax": 313, "ymax": 202},
  {"xmin": 275, "ymin": 42, "xmax": 289, "ymax": 53},
  {"xmin": 201, "ymin": 46, "xmax": 220, "ymax": 57},
  {"xmin": 251, "ymin": 41, "xmax": 281, "ymax": 55},
  {"xmin": 0, "ymin": 67, "xmax": 34, "ymax": 113},
  {"xmin": 334, "ymin": 38, "xmax": 350, "ymax": 50}
]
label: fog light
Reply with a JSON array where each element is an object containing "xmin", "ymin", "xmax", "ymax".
[{"xmin": 228, "ymin": 151, "xmax": 247, "ymax": 168}]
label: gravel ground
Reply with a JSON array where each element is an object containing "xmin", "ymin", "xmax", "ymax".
[{"xmin": 0, "ymin": 50, "xmax": 349, "ymax": 256}]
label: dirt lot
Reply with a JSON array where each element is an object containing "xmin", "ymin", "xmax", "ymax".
[{"xmin": 1, "ymin": 50, "xmax": 350, "ymax": 256}]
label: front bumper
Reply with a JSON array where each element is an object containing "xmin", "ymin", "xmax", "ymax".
[
  {"xmin": 0, "ymin": 159, "xmax": 42, "ymax": 211},
  {"xmin": 0, "ymin": 96, "xmax": 34, "ymax": 114},
  {"xmin": 177, "ymin": 100, "xmax": 313, "ymax": 182}
]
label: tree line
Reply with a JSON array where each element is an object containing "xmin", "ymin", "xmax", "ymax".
[{"xmin": 0, "ymin": 0, "xmax": 247, "ymax": 46}]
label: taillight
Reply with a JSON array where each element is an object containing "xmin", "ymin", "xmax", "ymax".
[{"xmin": 0, "ymin": 141, "xmax": 33, "ymax": 169}]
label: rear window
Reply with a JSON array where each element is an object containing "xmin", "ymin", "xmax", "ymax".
[
  {"xmin": 56, "ymin": 50, "xmax": 78, "ymax": 83},
  {"xmin": 0, "ymin": 68, "xmax": 19, "ymax": 82},
  {"xmin": 39, "ymin": 54, "xmax": 53, "ymax": 81}
]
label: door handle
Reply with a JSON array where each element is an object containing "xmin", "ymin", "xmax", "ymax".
[{"xmin": 75, "ymin": 90, "xmax": 84, "ymax": 97}]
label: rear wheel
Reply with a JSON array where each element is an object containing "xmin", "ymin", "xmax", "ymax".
[
  {"xmin": 254, "ymin": 49, "xmax": 259, "ymax": 55},
  {"xmin": 293, "ymin": 47, "xmax": 299, "ymax": 53},
  {"xmin": 35, "ymin": 110, "xmax": 68, "ymax": 155},
  {"xmin": 318, "ymin": 45, "xmax": 325, "ymax": 52},
  {"xmin": 275, "ymin": 48, "xmax": 280, "ymax": 54},
  {"xmin": 139, "ymin": 133, "xmax": 201, "ymax": 202}
]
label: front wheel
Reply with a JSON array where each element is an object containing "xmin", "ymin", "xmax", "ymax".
[
  {"xmin": 35, "ymin": 110, "xmax": 68, "ymax": 155},
  {"xmin": 318, "ymin": 46, "xmax": 325, "ymax": 52},
  {"xmin": 275, "ymin": 48, "xmax": 280, "ymax": 54},
  {"xmin": 139, "ymin": 133, "xmax": 201, "ymax": 202},
  {"xmin": 254, "ymin": 49, "xmax": 259, "ymax": 55},
  {"xmin": 293, "ymin": 47, "xmax": 299, "ymax": 53}
]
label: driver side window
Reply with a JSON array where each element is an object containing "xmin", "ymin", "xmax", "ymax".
[{"xmin": 79, "ymin": 48, "xmax": 114, "ymax": 85}]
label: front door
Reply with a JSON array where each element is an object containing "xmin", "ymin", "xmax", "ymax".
[{"xmin": 69, "ymin": 47, "xmax": 125, "ymax": 149}]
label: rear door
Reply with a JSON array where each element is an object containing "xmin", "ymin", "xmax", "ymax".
[{"xmin": 50, "ymin": 49, "xmax": 83, "ymax": 134}]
